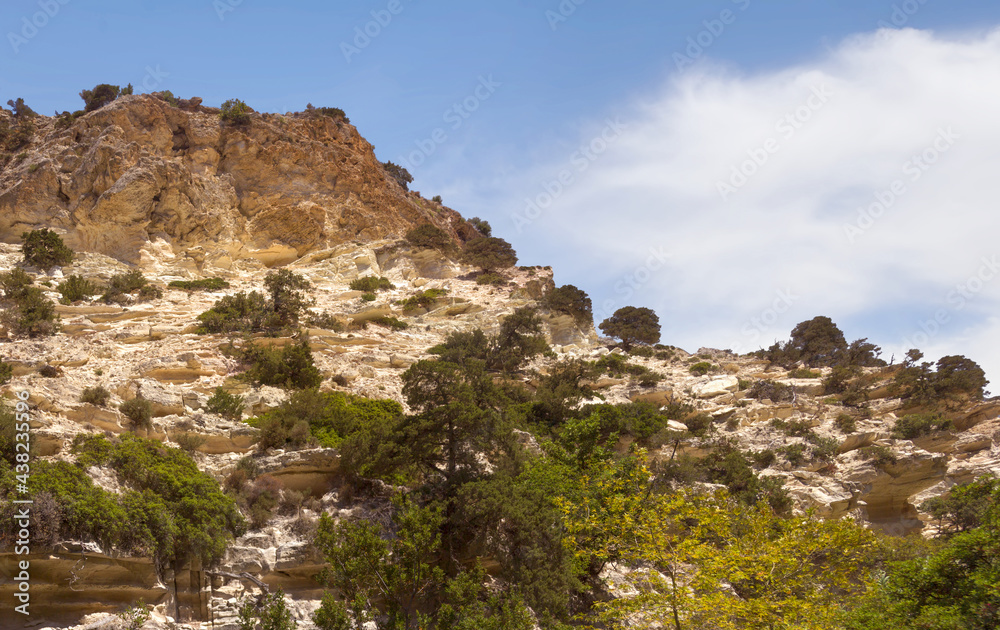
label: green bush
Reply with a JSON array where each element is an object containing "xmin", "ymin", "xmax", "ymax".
[
  {"xmin": 809, "ymin": 436, "xmax": 841, "ymax": 462},
  {"xmin": 891, "ymin": 413, "xmax": 952, "ymax": 440},
  {"xmin": 101, "ymin": 269, "xmax": 153, "ymax": 304},
  {"xmin": 120, "ymin": 396, "xmax": 153, "ymax": 430},
  {"xmin": 306, "ymin": 103, "xmax": 350, "ymax": 123},
  {"xmin": 382, "ymin": 161, "xmax": 413, "ymax": 190},
  {"xmin": 431, "ymin": 195, "xmax": 443, "ymax": 203},
  {"xmin": 206, "ymin": 387, "xmax": 245, "ymax": 421},
  {"xmin": 349, "ymin": 276, "xmax": 394, "ymax": 292},
  {"xmin": 220, "ymin": 99, "xmax": 252, "ymax": 125},
  {"xmin": 175, "ymin": 433, "xmax": 207, "ymax": 454},
  {"xmin": 689, "ymin": 361, "xmax": 715, "ymax": 376},
  {"xmin": 463, "ymin": 237, "xmax": 518, "ymax": 272},
  {"xmin": 780, "ymin": 443, "xmax": 808, "ymax": 466},
  {"xmin": 238, "ymin": 338, "xmax": 322, "ymax": 389},
  {"xmin": 21, "ymin": 228, "xmax": 73, "ymax": 270},
  {"xmin": 835, "ymin": 413, "xmax": 857, "ymax": 433},
  {"xmin": 400, "ymin": 288, "xmax": 448, "ymax": 312},
  {"xmin": 405, "ymin": 224, "xmax": 452, "ymax": 251},
  {"xmin": 198, "ymin": 291, "xmax": 271, "ymax": 334},
  {"xmin": 79, "ymin": 83, "xmax": 132, "ymax": 112},
  {"xmin": 748, "ymin": 379, "xmax": 795, "ymax": 402},
  {"xmin": 544, "ymin": 284, "xmax": 593, "ymax": 327},
  {"xmin": 370, "ymin": 316, "xmax": 408, "ymax": 330},
  {"xmin": 0, "ymin": 361, "xmax": 11, "ymax": 385},
  {"xmin": 788, "ymin": 368, "xmax": 821, "ymax": 379},
  {"xmin": 3, "ymin": 287, "xmax": 59, "ymax": 337},
  {"xmin": 360, "ymin": 292, "xmax": 376, "ymax": 302},
  {"xmin": 168, "ymin": 278, "xmax": 230, "ymax": 291},
  {"xmin": 860, "ymin": 444, "xmax": 898, "ymax": 469},
  {"xmin": 475, "ymin": 272, "xmax": 507, "ymax": 286},
  {"xmin": 468, "ymin": 217, "xmax": 492, "ymax": 236},
  {"xmin": 0, "ymin": 268, "xmax": 33, "ymax": 300},
  {"xmin": 770, "ymin": 418, "xmax": 814, "ymax": 438},
  {"xmin": 80, "ymin": 386, "xmax": 111, "ymax": 407},
  {"xmin": 57, "ymin": 275, "xmax": 98, "ymax": 303},
  {"xmin": 599, "ymin": 306, "xmax": 661, "ymax": 351}
]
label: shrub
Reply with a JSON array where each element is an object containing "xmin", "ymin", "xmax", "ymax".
[
  {"xmin": 138, "ymin": 284, "xmax": 162, "ymax": 301},
  {"xmin": 382, "ymin": 161, "xmax": 413, "ymax": 190},
  {"xmin": 238, "ymin": 338, "xmax": 322, "ymax": 389},
  {"xmin": 0, "ymin": 268, "xmax": 33, "ymax": 301},
  {"xmin": 3, "ymin": 287, "xmax": 59, "ymax": 337},
  {"xmin": 599, "ymin": 306, "xmax": 660, "ymax": 351},
  {"xmin": 198, "ymin": 291, "xmax": 272, "ymax": 334},
  {"xmin": 79, "ymin": 83, "xmax": 132, "ymax": 112},
  {"xmin": 306, "ymin": 103, "xmax": 350, "ymax": 123},
  {"xmin": 463, "ymin": 237, "xmax": 518, "ymax": 272},
  {"xmin": 264, "ymin": 269, "xmax": 312, "ymax": 327},
  {"xmin": 780, "ymin": 443, "xmax": 808, "ymax": 466},
  {"xmin": 7, "ymin": 98, "xmax": 37, "ymax": 118},
  {"xmin": 747, "ymin": 380, "xmax": 795, "ymax": 403},
  {"xmin": 370, "ymin": 316, "xmax": 408, "ymax": 330},
  {"xmin": 101, "ymin": 269, "xmax": 153, "ymax": 304},
  {"xmin": 120, "ymin": 396, "xmax": 153, "ymax": 430},
  {"xmin": 468, "ymin": 217, "xmax": 492, "ymax": 236},
  {"xmin": 405, "ymin": 223, "xmax": 452, "ymax": 251},
  {"xmin": 788, "ymin": 368, "xmax": 821, "ymax": 379},
  {"xmin": 431, "ymin": 195, "xmax": 443, "ymax": 203},
  {"xmin": 770, "ymin": 418, "xmax": 814, "ymax": 438},
  {"xmin": 920, "ymin": 474, "xmax": 1000, "ymax": 534},
  {"xmin": 220, "ymin": 99, "xmax": 252, "ymax": 125},
  {"xmin": 810, "ymin": 436, "xmax": 841, "ymax": 462},
  {"xmin": 400, "ymin": 288, "xmax": 448, "ymax": 312},
  {"xmin": 168, "ymin": 278, "xmax": 230, "ymax": 291},
  {"xmin": 38, "ymin": 364, "xmax": 59, "ymax": 378},
  {"xmin": 206, "ymin": 387, "xmax": 245, "ymax": 421},
  {"xmin": 475, "ymin": 272, "xmax": 506, "ymax": 286},
  {"xmin": 860, "ymin": 444, "xmax": 898, "ymax": 469},
  {"xmin": 349, "ymin": 276, "xmax": 394, "ymax": 292},
  {"xmin": 21, "ymin": 228, "xmax": 73, "ymax": 270},
  {"xmin": 834, "ymin": 413, "xmax": 857, "ymax": 433},
  {"xmin": 891, "ymin": 413, "xmax": 952, "ymax": 440},
  {"xmin": 544, "ymin": 285, "xmax": 593, "ymax": 327},
  {"xmin": 750, "ymin": 449, "xmax": 777, "ymax": 468},
  {"xmin": 175, "ymin": 433, "xmax": 207, "ymax": 454},
  {"xmin": 689, "ymin": 362, "xmax": 715, "ymax": 376},
  {"xmin": 80, "ymin": 386, "xmax": 111, "ymax": 407},
  {"xmin": 237, "ymin": 589, "xmax": 297, "ymax": 630},
  {"xmin": 57, "ymin": 275, "xmax": 98, "ymax": 303},
  {"xmin": 119, "ymin": 601, "xmax": 151, "ymax": 630},
  {"xmin": 360, "ymin": 292, "xmax": 376, "ymax": 302},
  {"xmin": 0, "ymin": 361, "xmax": 11, "ymax": 385}
]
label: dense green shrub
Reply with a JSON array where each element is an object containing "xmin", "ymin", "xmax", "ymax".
[
  {"xmin": 431, "ymin": 195, "xmax": 443, "ymax": 203},
  {"xmin": 220, "ymin": 99, "xmax": 252, "ymax": 125},
  {"xmin": 400, "ymin": 288, "xmax": 448, "ymax": 312},
  {"xmin": 0, "ymin": 268, "xmax": 33, "ymax": 300},
  {"xmin": 920, "ymin": 474, "xmax": 999, "ymax": 535},
  {"xmin": 238, "ymin": 338, "xmax": 322, "ymax": 389},
  {"xmin": 835, "ymin": 413, "xmax": 858, "ymax": 433},
  {"xmin": 306, "ymin": 103, "xmax": 350, "ymax": 123},
  {"xmin": 770, "ymin": 418, "xmax": 814, "ymax": 437},
  {"xmin": 544, "ymin": 284, "xmax": 593, "ymax": 327},
  {"xmin": 79, "ymin": 83, "xmax": 132, "ymax": 112},
  {"xmin": 349, "ymin": 276, "xmax": 394, "ymax": 292},
  {"xmin": 405, "ymin": 224, "xmax": 452, "ymax": 251},
  {"xmin": 175, "ymin": 433, "xmax": 207, "ymax": 454},
  {"xmin": 57, "ymin": 275, "xmax": 98, "ymax": 303},
  {"xmin": 264, "ymin": 269, "xmax": 312, "ymax": 327},
  {"xmin": 780, "ymin": 443, "xmax": 808, "ymax": 466},
  {"xmin": 80, "ymin": 385, "xmax": 112, "ymax": 407},
  {"xmin": 360, "ymin": 292, "xmax": 376, "ymax": 302},
  {"xmin": 198, "ymin": 291, "xmax": 271, "ymax": 333},
  {"xmin": 120, "ymin": 396, "xmax": 153, "ymax": 430},
  {"xmin": 462, "ymin": 237, "xmax": 518, "ymax": 272},
  {"xmin": 748, "ymin": 379, "xmax": 795, "ymax": 402},
  {"xmin": 891, "ymin": 413, "xmax": 952, "ymax": 440},
  {"xmin": 370, "ymin": 316, "xmax": 408, "ymax": 330},
  {"xmin": 168, "ymin": 278, "xmax": 230, "ymax": 291},
  {"xmin": 468, "ymin": 217, "xmax": 492, "ymax": 236},
  {"xmin": 860, "ymin": 444, "xmax": 898, "ymax": 469},
  {"xmin": 6, "ymin": 98, "xmax": 37, "ymax": 118},
  {"xmin": 689, "ymin": 361, "xmax": 715, "ymax": 376},
  {"xmin": 475, "ymin": 272, "xmax": 506, "ymax": 286},
  {"xmin": 0, "ymin": 361, "xmax": 11, "ymax": 385},
  {"xmin": 382, "ymin": 160, "xmax": 413, "ymax": 190},
  {"xmin": 101, "ymin": 269, "xmax": 154, "ymax": 304},
  {"xmin": 3, "ymin": 287, "xmax": 59, "ymax": 337},
  {"xmin": 599, "ymin": 306, "xmax": 661, "ymax": 351},
  {"xmin": 206, "ymin": 387, "xmax": 245, "ymax": 421},
  {"xmin": 788, "ymin": 368, "xmax": 821, "ymax": 379},
  {"xmin": 21, "ymin": 228, "xmax": 73, "ymax": 269}
]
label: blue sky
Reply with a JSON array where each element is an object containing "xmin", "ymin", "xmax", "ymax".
[{"xmin": 3, "ymin": 0, "xmax": 1000, "ymax": 385}]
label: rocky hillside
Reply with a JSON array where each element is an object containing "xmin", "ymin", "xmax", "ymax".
[
  {"xmin": 0, "ymin": 95, "xmax": 472, "ymax": 266},
  {"xmin": 0, "ymin": 96, "xmax": 998, "ymax": 630}
]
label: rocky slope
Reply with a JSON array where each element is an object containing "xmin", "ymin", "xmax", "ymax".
[{"xmin": 0, "ymin": 99, "xmax": 997, "ymax": 630}]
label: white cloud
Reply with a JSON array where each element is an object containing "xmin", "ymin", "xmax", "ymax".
[{"xmin": 452, "ymin": 28, "xmax": 1000, "ymax": 385}]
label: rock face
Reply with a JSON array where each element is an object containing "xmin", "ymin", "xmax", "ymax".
[{"xmin": 0, "ymin": 95, "xmax": 467, "ymax": 267}]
